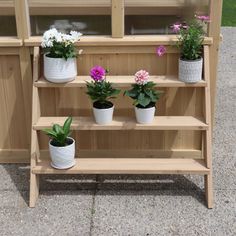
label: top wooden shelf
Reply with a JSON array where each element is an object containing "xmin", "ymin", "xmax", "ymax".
[
  {"xmin": 24, "ymin": 36, "xmax": 213, "ymax": 47},
  {"xmin": 35, "ymin": 76, "xmax": 207, "ymax": 88}
]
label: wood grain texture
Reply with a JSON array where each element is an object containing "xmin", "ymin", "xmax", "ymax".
[
  {"xmin": 24, "ymin": 36, "xmax": 213, "ymax": 47},
  {"xmin": 32, "ymin": 158, "xmax": 210, "ymax": 175},
  {"xmin": 112, "ymin": 0, "xmax": 124, "ymax": 38},
  {"xmin": 34, "ymin": 116, "xmax": 208, "ymax": 131},
  {"xmin": 35, "ymin": 76, "xmax": 207, "ymax": 88}
]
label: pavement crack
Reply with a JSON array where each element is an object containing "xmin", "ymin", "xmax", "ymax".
[{"xmin": 89, "ymin": 175, "xmax": 99, "ymax": 236}]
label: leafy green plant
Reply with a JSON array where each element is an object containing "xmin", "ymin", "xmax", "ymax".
[
  {"xmin": 86, "ymin": 66, "xmax": 120, "ymax": 109},
  {"xmin": 124, "ymin": 81, "xmax": 162, "ymax": 108},
  {"xmin": 176, "ymin": 20, "xmax": 205, "ymax": 60},
  {"xmin": 43, "ymin": 41, "xmax": 78, "ymax": 59},
  {"xmin": 43, "ymin": 117, "xmax": 73, "ymax": 147}
]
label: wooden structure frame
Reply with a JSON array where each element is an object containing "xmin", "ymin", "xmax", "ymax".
[{"xmin": 0, "ymin": 0, "xmax": 223, "ymax": 208}]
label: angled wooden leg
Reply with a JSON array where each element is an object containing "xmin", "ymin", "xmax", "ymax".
[
  {"xmin": 30, "ymin": 170, "xmax": 39, "ymax": 207},
  {"xmin": 205, "ymin": 172, "xmax": 213, "ymax": 209}
]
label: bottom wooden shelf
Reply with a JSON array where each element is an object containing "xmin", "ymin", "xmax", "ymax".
[{"xmin": 32, "ymin": 158, "xmax": 210, "ymax": 175}]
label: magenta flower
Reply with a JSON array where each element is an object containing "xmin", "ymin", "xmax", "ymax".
[
  {"xmin": 90, "ymin": 65, "xmax": 106, "ymax": 82},
  {"xmin": 171, "ymin": 23, "xmax": 182, "ymax": 33},
  {"xmin": 134, "ymin": 70, "xmax": 149, "ymax": 85},
  {"xmin": 156, "ymin": 46, "xmax": 166, "ymax": 57},
  {"xmin": 195, "ymin": 15, "xmax": 210, "ymax": 23}
]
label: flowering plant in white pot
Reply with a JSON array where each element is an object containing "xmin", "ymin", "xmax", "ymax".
[
  {"xmin": 124, "ymin": 70, "xmax": 162, "ymax": 124},
  {"xmin": 86, "ymin": 66, "xmax": 121, "ymax": 125},
  {"xmin": 43, "ymin": 117, "xmax": 75, "ymax": 169},
  {"xmin": 41, "ymin": 28, "xmax": 82, "ymax": 83},
  {"xmin": 171, "ymin": 15, "xmax": 210, "ymax": 83}
]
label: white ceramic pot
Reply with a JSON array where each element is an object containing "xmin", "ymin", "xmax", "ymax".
[
  {"xmin": 44, "ymin": 54, "xmax": 77, "ymax": 83},
  {"xmin": 135, "ymin": 106, "xmax": 156, "ymax": 124},
  {"xmin": 179, "ymin": 57, "xmax": 203, "ymax": 83},
  {"xmin": 93, "ymin": 105, "xmax": 114, "ymax": 125},
  {"xmin": 49, "ymin": 137, "xmax": 75, "ymax": 169}
]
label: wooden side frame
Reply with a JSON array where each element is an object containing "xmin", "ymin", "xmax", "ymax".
[
  {"xmin": 203, "ymin": 45, "xmax": 213, "ymax": 209},
  {"xmin": 29, "ymin": 47, "xmax": 41, "ymax": 207}
]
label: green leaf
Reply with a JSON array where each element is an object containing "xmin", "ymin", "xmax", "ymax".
[
  {"xmin": 43, "ymin": 129, "xmax": 57, "ymax": 139},
  {"xmin": 63, "ymin": 117, "xmax": 72, "ymax": 136}
]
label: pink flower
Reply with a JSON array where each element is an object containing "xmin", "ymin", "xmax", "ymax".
[
  {"xmin": 171, "ymin": 23, "xmax": 182, "ymax": 33},
  {"xmin": 134, "ymin": 70, "xmax": 149, "ymax": 85},
  {"xmin": 195, "ymin": 15, "xmax": 210, "ymax": 23},
  {"xmin": 90, "ymin": 65, "xmax": 106, "ymax": 82},
  {"xmin": 156, "ymin": 46, "xmax": 166, "ymax": 57}
]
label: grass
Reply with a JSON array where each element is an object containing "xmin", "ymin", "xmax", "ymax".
[{"xmin": 222, "ymin": 0, "xmax": 236, "ymax": 26}]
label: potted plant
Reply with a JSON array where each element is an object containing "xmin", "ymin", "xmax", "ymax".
[
  {"xmin": 86, "ymin": 66, "xmax": 121, "ymax": 125},
  {"xmin": 124, "ymin": 70, "xmax": 162, "ymax": 124},
  {"xmin": 41, "ymin": 28, "xmax": 82, "ymax": 83},
  {"xmin": 172, "ymin": 15, "xmax": 210, "ymax": 83},
  {"xmin": 43, "ymin": 117, "xmax": 75, "ymax": 169}
]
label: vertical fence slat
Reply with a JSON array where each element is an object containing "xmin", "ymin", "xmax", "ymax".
[
  {"xmin": 14, "ymin": 0, "xmax": 32, "ymax": 155},
  {"xmin": 112, "ymin": 0, "xmax": 124, "ymax": 38}
]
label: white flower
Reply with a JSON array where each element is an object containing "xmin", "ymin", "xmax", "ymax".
[
  {"xmin": 41, "ymin": 28, "xmax": 59, "ymax": 48},
  {"xmin": 70, "ymin": 31, "xmax": 82, "ymax": 41},
  {"xmin": 41, "ymin": 29, "xmax": 82, "ymax": 48},
  {"xmin": 43, "ymin": 28, "xmax": 58, "ymax": 41}
]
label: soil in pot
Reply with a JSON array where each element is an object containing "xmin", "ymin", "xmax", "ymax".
[
  {"xmin": 50, "ymin": 138, "xmax": 74, "ymax": 147},
  {"xmin": 136, "ymin": 102, "xmax": 156, "ymax": 109},
  {"xmin": 93, "ymin": 101, "xmax": 113, "ymax": 109}
]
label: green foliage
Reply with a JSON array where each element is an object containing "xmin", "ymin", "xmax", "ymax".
[
  {"xmin": 43, "ymin": 42, "xmax": 77, "ymax": 60},
  {"xmin": 222, "ymin": 0, "xmax": 236, "ymax": 26},
  {"xmin": 86, "ymin": 80, "xmax": 120, "ymax": 105},
  {"xmin": 43, "ymin": 117, "xmax": 72, "ymax": 147},
  {"xmin": 124, "ymin": 82, "xmax": 162, "ymax": 108},
  {"xmin": 177, "ymin": 20, "xmax": 205, "ymax": 60}
]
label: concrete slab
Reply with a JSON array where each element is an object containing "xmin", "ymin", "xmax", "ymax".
[
  {"xmin": 0, "ymin": 190, "xmax": 94, "ymax": 236},
  {"xmin": 92, "ymin": 190, "xmax": 236, "ymax": 236}
]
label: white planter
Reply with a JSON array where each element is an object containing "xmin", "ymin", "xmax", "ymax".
[
  {"xmin": 93, "ymin": 105, "xmax": 114, "ymax": 125},
  {"xmin": 179, "ymin": 57, "xmax": 203, "ymax": 83},
  {"xmin": 135, "ymin": 106, "xmax": 156, "ymax": 124},
  {"xmin": 44, "ymin": 54, "xmax": 77, "ymax": 83},
  {"xmin": 49, "ymin": 137, "xmax": 75, "ymax": 169}
]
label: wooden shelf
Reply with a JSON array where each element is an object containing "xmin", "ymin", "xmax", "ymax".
[
  {"xmin": 33, "ymin": 116, "xmax": 208, "ymax": 131},
  {"xmin": 35, "ymin": 76, "xmax": 207, "ymax": 88},
  {"xmin": 24, "ymin": 36, "xmax": 213, "ymax": 47},
  {"xmin": 32, "ymin": 158, "xmax": 209, "ymax": 175}
]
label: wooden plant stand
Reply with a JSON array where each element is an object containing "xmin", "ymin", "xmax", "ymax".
[{"xmin": 30, "ymin": 45, "xmax": 213, "ymax": 208}]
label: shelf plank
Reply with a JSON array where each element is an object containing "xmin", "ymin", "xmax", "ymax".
[
  {"xmin": 35, "ymin": 76, "xmax": 207, "ymax": 88},
  {"xmin": 33, "ymin": 116, "xmax": 208, "ymax": 131},
  {"xmin": 32, "ymin": 158, "xmax": 209, "ymax": 175},
  {"xmin": 25, "ymin": 36, "xmax": 213, "ymax": 46}
]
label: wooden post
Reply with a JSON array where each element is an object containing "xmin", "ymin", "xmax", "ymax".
[
  {"xmin": 208, "ymin": 0, "xmax": 223, "ymax": 126},
  {"xmin": 112, "ymin": 0, "xmax": 124, "ymax": 38},
  {"xmin": 203, "ymin": 45, "xmax": 213, "ymax": 209},
  {"xmin": 29, "ymin": 47, "xmax": 40, "ymax": 207},
  {"xmin": 14, "ymin": 0, "xmax": 32, "ymax": 155}
]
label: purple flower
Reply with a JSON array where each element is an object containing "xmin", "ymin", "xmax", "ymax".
[
  {"xmin": 90, "ymin": 65, "xmax": 106, "ymax": 82},
  {"xmin": 195, "ymin": 15, "xmax": 210, "ymax": 23},
  {"xmin": 156, "ymin": 46, "xmax": 166, "ymax": 57},
  {"xmin": 171, "ymin": 23, "xmax": 182, "ymax": 33}
]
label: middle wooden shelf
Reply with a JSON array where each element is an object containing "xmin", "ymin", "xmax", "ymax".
[
  {"xmin": 34, "ymin": 75, "xmax": 207, "ymax": 88},
  {"xmin": 33, "ymin": 116, "xmax": 208, "ymax": 131}
]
